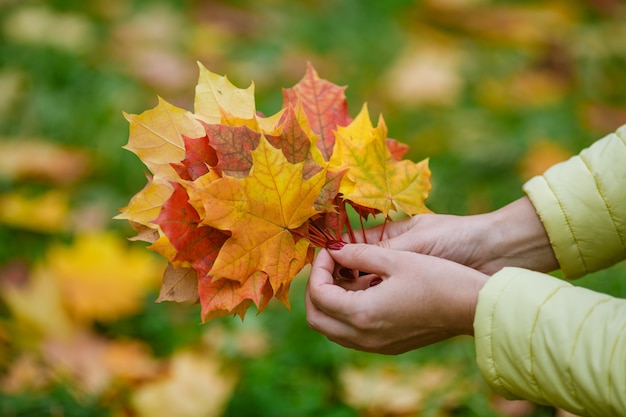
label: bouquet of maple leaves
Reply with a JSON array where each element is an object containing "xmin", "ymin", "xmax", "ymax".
[{"xmin": 117, "ymin": 63, "xmax": 431, "ymax": 322}]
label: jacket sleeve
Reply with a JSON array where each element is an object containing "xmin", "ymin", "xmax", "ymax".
[
  {"xmin": 522, "ymin": 125, "xmax": 626, "ymax": 278},
  {"xmin": 474, "ymin": 268, "xmax": 626, "ymax": 416},
  {"xmin": 474, "ymin": 125, "xmax": 626, "ymax": 416}
]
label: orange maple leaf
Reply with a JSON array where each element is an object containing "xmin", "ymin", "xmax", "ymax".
[
  {"xmin": 282, "ymin": 63, "xmax": 351, "ymax": 160},
  {"xmin": 187, "ymin": 138, "xmax": 326, "ymax": 296}
]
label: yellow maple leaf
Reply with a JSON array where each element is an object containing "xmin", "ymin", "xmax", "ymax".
[
  {"xmin": 115, "ymin": 174, "xmax": 173, "ymax": 229},
  {"xmin": 123, "ymin": 98, "xmax": 204, "ymax": 179},
  {"xmin": 194, "ymin": 62, "xmax": 256, "ymax": 124},
  {"xmin": 329, "ymin": 104, "xmax": 431, "ymax": 216},
  {"xmin": 194, "ymin": 63, "xmax": 285, "ymax": 132}
]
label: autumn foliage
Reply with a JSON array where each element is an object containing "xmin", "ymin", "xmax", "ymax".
[{"xmin": 117, "ymin": 63, "xmax": 431, "ymax": 321}]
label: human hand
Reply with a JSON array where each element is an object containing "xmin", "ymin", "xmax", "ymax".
[
  {"xmin": 352, "ymin": 197, "xmax": 559, "ymax": 275},
  {"xmin": 305, "ymin": 243, "xmax": 488, "ymax": 354}
]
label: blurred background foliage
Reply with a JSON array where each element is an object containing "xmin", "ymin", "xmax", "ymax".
[{"xmin": 0, "ymin": 0, "xmax": 625, "ymax": 416}]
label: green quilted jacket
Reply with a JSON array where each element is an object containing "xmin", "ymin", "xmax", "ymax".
[{"xmin": 474, "ymin": 125, "xmax": 626, "ymax": 417}]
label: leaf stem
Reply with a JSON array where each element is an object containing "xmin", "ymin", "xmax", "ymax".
[
  {"xmin": 359, "ymin": 212, "xmax": 367, "ymax": 244},
  {"xmin": 345, "ymin": 214, "xmax": 356, "ymax": 244},
  {"xmin": 379, "ymin": 216, "xmax": 389, "ymax": 242}
]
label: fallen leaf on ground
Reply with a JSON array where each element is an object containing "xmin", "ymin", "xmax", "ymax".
[
  {"xmin": 45, "ymin": 232, "xmax": 163, "ymax": 323},
  {"xmin": 0, "ymin": 189, "xmax": 70, "ymax": 233},
  {"xmin": 0, "ymin": 140, "xmax": 90, "ymax": 185},
  {"xmin": 131, "ymin": 349, "xmax": 237, "ymax": 417}
]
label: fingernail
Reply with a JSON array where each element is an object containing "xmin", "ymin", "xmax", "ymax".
[
  {"xmin": 326, "ymin": 240, "xmax": 346, "ymax": 250},
  {"xmin": 338, "ymin": 267, "xmax": 355, "ymax": 280},
  {"xmin": 369, "ymin": 277, "xmax": 383, "ymax": 287}
]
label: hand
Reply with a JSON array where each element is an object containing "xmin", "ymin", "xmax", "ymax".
[
  {"xmin": 305, "ymin": 243, "xmax": 488, "ymax": 354},
  {"xmin": 352, "ymin": 197, "xmax": 559, "ymax": 275}
]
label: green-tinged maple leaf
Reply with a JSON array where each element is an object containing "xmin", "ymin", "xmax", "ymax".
[
  {"xmin": 188, "ymin": 137, "xmax": 327, "ymax": 295},
  {"xmin": 330, "ymin": 104, "xmax": 431, "ymax": 217},
  {"xmin": 282, "ymin": 63, "xmax": 351, "ymax": 160}
]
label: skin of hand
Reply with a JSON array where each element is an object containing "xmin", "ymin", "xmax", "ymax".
[
  {"xmin": 305, "ymin": 243, "xmax": 488, "ymax": 354},
  {"xmin": 352, "ymin": 196, "xmax": 559, "ymax": 275}
]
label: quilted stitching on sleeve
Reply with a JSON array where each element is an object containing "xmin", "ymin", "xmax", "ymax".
[
  {"xmin": 523, "ymin": 127, "xmax": 626, "ymax": 278},
  {"xmin": 474, "ymin": 268, "xmax": 626, "ymax": 416}
]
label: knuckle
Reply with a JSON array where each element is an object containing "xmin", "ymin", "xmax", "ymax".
[
  {"xmin": 375, "ymin": 239, "xmax": 393, "ymax": 250},
  {"xmin": 350, "ymin": 309, "xmax": 376, "ymax": 332},
  {"xmin": 306, "ymin": 316, "xmax": 320, "ymax": 332}
]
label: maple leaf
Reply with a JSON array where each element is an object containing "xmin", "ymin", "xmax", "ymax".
[
  {"xmin": 115, "ymin": 173, "xmax": 173, "ymax": 230},
  {"xmin": 198, "ymin": 272, "xmax": 273, "ymax": 321},
  {"xmin": 156, "ymin": 264, "xmax": 199, "ymax": 304},
  {"xmin": 117, "ymin": 97, "xmax": 206, "ymax": 256},
  {"xmin": 123, "ymin": 98, "xmax": 204, "ymax": 179},
  {"xmin": 330, "ymin": 104, "xmax": 431, "ymax": 217},
  {"xmin": 194, "ymin": 62, "xmax": 256, "ymax": 124},
  {"xmin": 201, "ymin": 122, "xmax": 261, "ymax": 178},
  {"xmin": 171, "ymin": 134, "xmax": 217, "ymax": 181},
  {"xmin": 154, "ymin": 183, "xmax": 229, "ymax": 279},
  {"xmin": 267, "ymin": 103, "xmax": 325, "ymax": 179},
  {"xmin": 282, "ymin": 62, "xmax": 351, "ymax": 160},
  {"xmin": 188, "ymin": 137, "xmax": 327, "ymax": 295}
]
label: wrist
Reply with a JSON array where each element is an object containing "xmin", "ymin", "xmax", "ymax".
[{"xmin": 488, "ymin": 197, "xmax": 559, "ymax": 273}]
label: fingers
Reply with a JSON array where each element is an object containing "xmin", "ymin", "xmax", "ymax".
[
  {"xmin": 348, "ymin": 216, "xmax": 416, "ymax": 244},
  {"xmin": 306, "ymin": 249, "xmax": 353, "ymax": 318},
  {"xmin": 306, "ymin": 248, "xmax": 379, "ymax": 320},
  {"xmin": 326, "ymin": 243, "xmax": 396, "ymax": 278}
]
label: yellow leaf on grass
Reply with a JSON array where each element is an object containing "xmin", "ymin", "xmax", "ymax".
[
  {"xmin": 45, "ymin": 232, "xmax": 163, "ymax": 322},
  {"xmin": 131, "ymin": 349, "xmax": 237, "ymax": 417},
  {"xmin": 0, "ymin": 189, "xmax": 69, "ymax": 233},
  {"xmin": 339, "ymin": 362, "xmax": 474, "ymax": 416},
  {"xmin": 0, "ymin": 263, "xmax": 74, "ymax": 339},
  {"xmin": 43, "ymin": 332, "xmax": 160, "ymax": 395},
  {"xmin": 0, "ymin": 139, "xmax": 90, "ymax": 185}
]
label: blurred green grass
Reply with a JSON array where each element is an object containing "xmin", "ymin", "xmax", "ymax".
[{"xmin": 0, "ymin": 0, "xmax": 625, "ymax": 416}]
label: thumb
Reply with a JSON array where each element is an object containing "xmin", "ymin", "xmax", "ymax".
[{"xmin": 327, "ymin": 243, "xmax": 395, "ymax": 278}]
